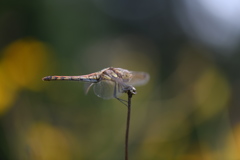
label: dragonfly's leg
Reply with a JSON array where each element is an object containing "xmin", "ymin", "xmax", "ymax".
[
  {"xmin": 116, "ymin": 98, "xmax": 128, "ymax": 106},
  {"xmin": 114, "ymin": 82, "xmax": 128, "ymax": 106}
]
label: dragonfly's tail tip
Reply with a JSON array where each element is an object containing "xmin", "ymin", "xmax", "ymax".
[{"xmin": 42, "ymin": 76, "xmax": 51, "ymax": 81}]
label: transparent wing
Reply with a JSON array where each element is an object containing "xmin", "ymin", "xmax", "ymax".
[
  {"xmin": 127, "ymin": 71, "xmax": 150, "ymax": 86},
  {"xmin": 93, "ymin": 80, "xmax": 124, "ymax": 99}
]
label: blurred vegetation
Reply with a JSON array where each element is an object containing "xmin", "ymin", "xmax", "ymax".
[{"xmin": 1, "ymin": 1, "xmax": 240, "ymax": 160}]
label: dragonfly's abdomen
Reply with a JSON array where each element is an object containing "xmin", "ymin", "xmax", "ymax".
[{"xmin": 42, "ymin": 75, "xmax": 98, "ymax": 82}]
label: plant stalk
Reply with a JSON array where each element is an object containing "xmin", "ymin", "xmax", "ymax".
[{"xmin": 125, "ymin": 91, "xmax": 133, "ymax": 160}]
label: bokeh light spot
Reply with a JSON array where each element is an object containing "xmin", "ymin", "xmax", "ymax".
[
  {"xmin": 25, "ymin": 122, "xmax": 72, "ymax": 160},
  {"xmin": 2, "ymin": 38, "xmax": 52, "ymax": 91},
  {"xmin": 0, "ymin": 66, "xmax": 18, "ymax": 115},
  {"xmin": 194, "ymin": 68, "xmax": 230, "ymax": 122}
]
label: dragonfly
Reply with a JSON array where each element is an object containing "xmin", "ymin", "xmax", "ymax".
[{"xmin": 42, "ymin": 67, "xmax": 150, "ymax": 104}]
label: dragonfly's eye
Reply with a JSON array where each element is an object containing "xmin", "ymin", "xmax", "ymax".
[
  {"xmin": 131, "ymin": 87, "xmax": 137, "ymax": 95},
  {"xmin": 123, "ymin": 85, "xmax": 136, "ymax": 95}
]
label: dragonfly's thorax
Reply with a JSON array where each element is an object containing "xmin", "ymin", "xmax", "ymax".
[
  {"xmin": 101, "ymin": 67, "xmax": 132, "ymax": 83},
  {"xmin": 87, "ymin": 74, "xmax": 100, "ymax": 80}
]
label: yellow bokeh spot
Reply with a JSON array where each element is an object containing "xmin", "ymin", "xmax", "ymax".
[
  {"xmin": 194, "ymin": 67, "xmax": 230, "ymax": 122},
  {"xmin": 224, "ymin": 124, "xmax": 240, "ymax": 159},
  {"xmin": 0, "ymin": 65, "xmax": 18, "ymax": 115},
  {"xmin": 177, "ymin": 145, "xmax": 215, "ymax": 160},
  {"xmin": 25, "ymin": 122, "xmax": 72, "ymax": 160},
  {"xmin": 2, "ymin": 38, "xmax": 52, "ymax": 91},
  {"xmin": 233, "ymin": 125, "xmax": 240, "ymax": 152}
]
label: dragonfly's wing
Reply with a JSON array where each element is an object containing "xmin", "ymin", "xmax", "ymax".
[
  {"xmin": 127, "ymin": 71, "xmax": 150, "ymax": 86},
  {"xmin": 93, "ymin": 80, "xmax": 123, "ymax": 99}
]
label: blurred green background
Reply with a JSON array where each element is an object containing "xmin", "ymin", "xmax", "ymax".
[{"xmin": 1, "ymin": 0, "xmax": 240, "ymax": 160}]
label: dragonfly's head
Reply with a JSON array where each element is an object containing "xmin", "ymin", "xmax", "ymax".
[
  {"xmin": 130, "ymin": 86, "xmax": 137, "ymax": 95},
  {"xmin": 123, "ymin": 85, "xmax": 136, "ymax": 95}
]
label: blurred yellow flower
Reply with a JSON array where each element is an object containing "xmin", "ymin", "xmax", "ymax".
[
  {"xmin": 1, "ymin": 38, "xmax": 52, "ymax": 91},
  {"xmin": 25, "ymin": 122, "xmax": 73, "ymax": 160},
  {"xmin": 0, "ymin": 38, "xmax": 53, "ymax": 115},
  {"xmin": 194, "ymin": 67, "xmax": 230, "ymax": 123},
  {"xmin": 233, "ymin": 124, "xmax": 240, "ymax": 153},
  {"xmin": 0, "ymin": 65, "xmax": 18, "ymax": 114},
  {"xmin": 224, "ymin": 124, "xmax": 240, "ymax": 159}
]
